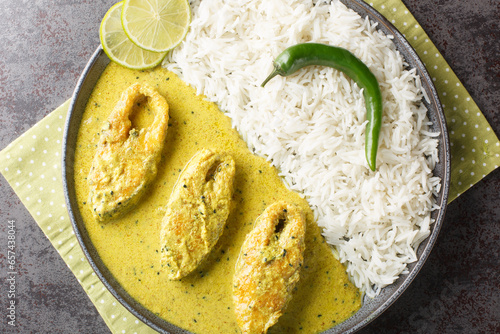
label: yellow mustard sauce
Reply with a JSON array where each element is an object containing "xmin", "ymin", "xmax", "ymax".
[{"xmin": 73, "ymin": 62, "xmax": 361, "ymax": 333}]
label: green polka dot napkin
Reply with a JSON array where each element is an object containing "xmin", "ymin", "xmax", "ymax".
[{"xmin": 0, "ymin": 2, "xmax": 499, "ymax": 334}]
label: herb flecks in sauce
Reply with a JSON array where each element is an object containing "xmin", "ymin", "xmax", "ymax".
[{"xmin": 73, "ymin": 63, "xmax": 361, "ymax": 334}]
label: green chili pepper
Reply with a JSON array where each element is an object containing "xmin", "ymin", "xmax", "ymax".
[{"xmin": 261, "ymin": 43, "xmax": 383, "ymax": 171}]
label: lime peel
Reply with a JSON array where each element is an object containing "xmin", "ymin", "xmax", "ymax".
[{"xmin": 100, "ymin": 1, "xmax": 167, "ymax": 70}]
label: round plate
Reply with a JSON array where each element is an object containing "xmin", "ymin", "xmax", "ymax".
[{"xmin": 62, "ymin": 1, "xmax": 450, "ymax": 333}]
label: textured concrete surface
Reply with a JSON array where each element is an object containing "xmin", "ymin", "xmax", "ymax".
[{"xmin": 0, "ymin": 0, "xmax": 498, "ymax": 333}]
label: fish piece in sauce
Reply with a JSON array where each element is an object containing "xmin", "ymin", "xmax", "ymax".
[
  {"xmin": 233, "ymin": 201, "xmax": 306, "ymax": 334},
  {"xmin": 160, "ymin": 148, "xmax": 236, "ymax": 280},
  {"xmin": 87, "ymin": 82, "xmax": 169, "ymax": 222}
]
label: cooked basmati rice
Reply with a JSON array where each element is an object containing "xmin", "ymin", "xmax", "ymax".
[{"xmin": 164, "ymin": 0, "xmax": 441, "ymax": 298}]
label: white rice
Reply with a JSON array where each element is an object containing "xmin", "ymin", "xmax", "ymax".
[{"xmin": 164, "ymin": 0, "xmax": 441, "ymax": 298}]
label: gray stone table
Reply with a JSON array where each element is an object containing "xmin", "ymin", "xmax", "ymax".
[{"xmin": 0, "ymin": 0, "xmax": 498, "ymax": 333}]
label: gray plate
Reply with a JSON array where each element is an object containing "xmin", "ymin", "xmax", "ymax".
[{"xmin": 62, "ymin": 0, "xmax": 451, "ymax": 333}]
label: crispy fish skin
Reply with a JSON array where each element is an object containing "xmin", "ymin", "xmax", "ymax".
[
  {"xmin": 87, "ymin": 82, "xmax": 169, "ymax": 222},
  {"xmin": 233, "ymin": 201, "xmax": 306, "ymax": 334},
  {"xmin": 160, "ymin": 148, "xmax": 236, "ymax": 280}
]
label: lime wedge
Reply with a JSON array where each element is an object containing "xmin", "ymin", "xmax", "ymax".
[
  {"xmin": 100, "ymin": 1, "xmax": 167, "ymax": 70},
  {"xmin": 121, "ymin": 0, "xmax": 191, "ymax": 53}
]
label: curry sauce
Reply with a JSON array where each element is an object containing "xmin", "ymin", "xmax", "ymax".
[{"xmin": 73, "ymin": 62, "xmax": 361, "ymax": 333}]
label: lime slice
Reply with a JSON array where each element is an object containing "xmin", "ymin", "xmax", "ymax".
[
  {"xmin": 100, "ymin": 1, "xmax": 167, "ymax": 70},
  {"xmin": 121, "ymin": 0, "xmax": 191, "ymax": 53}
]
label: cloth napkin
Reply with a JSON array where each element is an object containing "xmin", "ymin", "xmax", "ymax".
[{"xmin": 1, "ymin": 1, "xmax": 499, "ymax": 333}]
